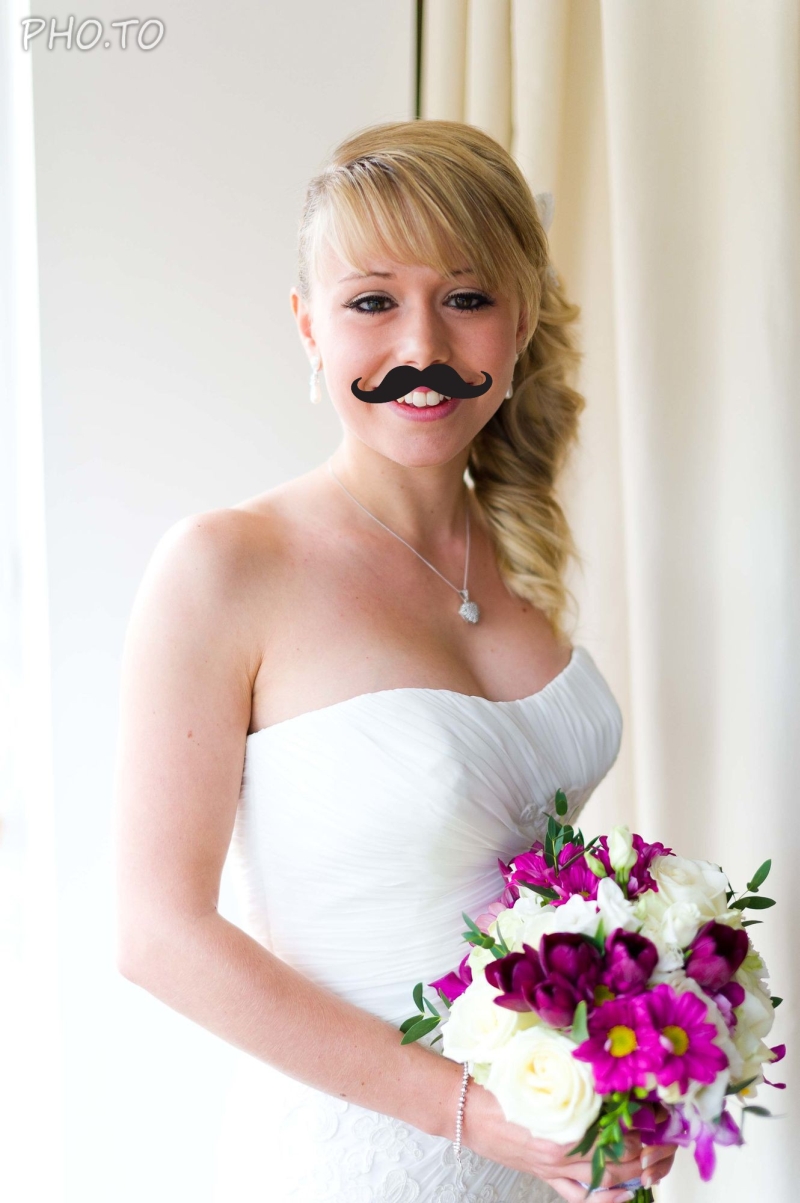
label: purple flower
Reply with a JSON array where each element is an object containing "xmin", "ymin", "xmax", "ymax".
[
  {"xmin": 653, "ymin": 1104, "xmax": 742, "ymax": 1181},
  {"xmin": 707, "ymin": 979, "xmax": 746, "ymax": 1033},
  {"xmin": 483, "ymin": 942, "xmax": 544, "ymax": 1012},
  {"xmin": 540, "ymin": 932, "xmax": 603, "ymax": 990},
  {"xmin": 428, "ymin": 952, "xmax": 472, "ymax": 1003},
  {"xmin": 602, "ymin": 930, "xmax": 659, "ymax": 995},
  {"xmin": 573, "ymin": 996, "xmax": 666, "ymax": 1093},
  {"xmin": 498, "ymin": 843, "xmax": 603, "ymax": 906},
  {"xmin": 485, "ymin": 933, "xmax": 603, "ymax": 1027},
  {"xmin": 593, "ymin": 833, "xmax": 674, "ymax": 896},
  {"xmin": 645, "ymin": 983, "xmax": 729, "ymax": 1094},
  {"xmin": 685, "ymin": 921, "xmax": 749, "ymax": 991},
  {"xmin": 763, "ymin": 1042, "xmax": 787, "ymax": 1090}
]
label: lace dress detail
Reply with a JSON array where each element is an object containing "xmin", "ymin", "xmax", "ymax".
[{"xmin": 212, "ymin": 645, "xmax": 622, "ymax": 1202}]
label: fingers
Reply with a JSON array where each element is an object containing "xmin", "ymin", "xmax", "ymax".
[
  {"xmin": 548, "ymin": 1179, "xmax": 637, "ymax": 1203},
  {"xmin": 641, "ymin": 1143, "xmax": 678, "ymax": 1188}
]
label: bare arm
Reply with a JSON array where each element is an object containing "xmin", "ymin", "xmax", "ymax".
[
  {"xmin": 113, "ymin": 511, "xmax": 461, "ymax": 1140},
  {"xmin": 112, "ymin": 511, "xmax": 675, "ymax": 1198}
]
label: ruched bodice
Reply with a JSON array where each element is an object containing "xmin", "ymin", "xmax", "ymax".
[{"xmin": 213, "ymin": 644, "xmax": 623, "ymax": 1203}]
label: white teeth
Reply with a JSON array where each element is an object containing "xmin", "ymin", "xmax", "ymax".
[{"xmin": 397, "ymin": 390, "xmax": 449, "ymax": 407}]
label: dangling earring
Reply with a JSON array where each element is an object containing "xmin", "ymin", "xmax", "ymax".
[
  {"xmin": 309, "ymin": 353, "xmax": 322, "ymax": 404},
  {"xmin": 505, "ymin": 350, "xmax": 522, "ymax": 399}
]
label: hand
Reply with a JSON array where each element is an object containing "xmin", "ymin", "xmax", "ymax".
[{"xmin": 461, "ymin": 1082, "xmax": 677, "ymax": 1201}]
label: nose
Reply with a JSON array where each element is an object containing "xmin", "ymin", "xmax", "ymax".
[{"xmin": 392, "ymin": 298, "xmax": 452, "ymax": 372}]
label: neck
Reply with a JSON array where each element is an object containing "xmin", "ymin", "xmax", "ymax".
[{"xmin": 327, "ymin": 444, "xmax": 473, "ymax": 548}]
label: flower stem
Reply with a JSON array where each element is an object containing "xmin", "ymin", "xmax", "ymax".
[{"xmin": 632, "ymin": 1188, "xmax": 654, "ymax": 1202}]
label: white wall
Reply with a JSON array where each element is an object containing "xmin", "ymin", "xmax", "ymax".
[{"xmin": 30, "ymin": 3, "xmax": 415, "ymax": 1200}]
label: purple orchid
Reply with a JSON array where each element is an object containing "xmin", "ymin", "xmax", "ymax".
[
  {"xmin": 645, "ymin": 983, "xmax": 729, "ymax": 1094},
  {"xmin": 706, "ymin": 979, "xmax": 746, "ymax": 1033},
  {"xmin": 602, "ymin": 930, "xmax": 660, "ymax": 996},
  {"xmin": 652, "ymin": 1103, "xmax": 743, "ymax": 1181},
  {"xmin": 763, "ymin": 1042, "xmax": 787, "ymax": 1090},
  {"xmin": 428, "ymin": 952, "xmax": 472, "ymax": 1003},
  {"xmin": 592, "ymin": 833, "xmax": 674, "ymax": 896},
  {"xmin": 685, "ymin": 921, "xmax": 749, "ymax": 991},
  {"xmin": 573, "ymin": 995, "xmax": 666, "ymax": 1093}
]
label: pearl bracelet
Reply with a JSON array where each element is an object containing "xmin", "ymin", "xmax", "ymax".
[{"xmin": 453, "ymin": 1060, "xmax": 470, "ymax": 1191}]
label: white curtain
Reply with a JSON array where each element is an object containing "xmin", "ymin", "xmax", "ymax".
[
  {"xmin": 421, "ymin": 2, "xmax": 799, "ymax": 1200},
  {"xmin": 0, "ymin": 1, "xmax": 65, "ymax": 1199}
]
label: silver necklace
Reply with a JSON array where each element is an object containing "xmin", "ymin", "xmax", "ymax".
[{"xmin": 326, "ymin": 459, "xmax": 481, "ymax": 624}]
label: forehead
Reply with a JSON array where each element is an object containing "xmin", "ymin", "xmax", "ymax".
[{"xmin": 312, "ymin": 235, "xmax": 474, "ymax": 289}]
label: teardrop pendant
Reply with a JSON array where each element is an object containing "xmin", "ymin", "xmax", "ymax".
[{"xmin": 458, "ymin": 590, "xmax": 480, "ymax": 624}]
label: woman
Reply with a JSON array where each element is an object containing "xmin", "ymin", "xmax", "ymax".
[{"xmin": 114, "ymin": 120, "xmax": 676, "ymax": 1202}]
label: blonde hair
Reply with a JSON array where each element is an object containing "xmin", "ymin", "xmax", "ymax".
[{"xmin": 296, "ymin": 119, "xmax": 586, "ymax": 645}]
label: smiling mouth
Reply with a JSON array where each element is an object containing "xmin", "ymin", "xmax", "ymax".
[{"xmin": 393, "ymin": 390, "xmax": 454, "ymax": 408}]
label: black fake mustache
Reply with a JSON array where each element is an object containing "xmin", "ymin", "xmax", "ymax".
[{"xmin": 351, "ymin": 363, "xmax": 493, "ymax": 403}]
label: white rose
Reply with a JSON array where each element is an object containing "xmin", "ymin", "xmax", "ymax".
[
  {"xmin": 441, "ymin": 974, "xmax": 538, "ymax": 1065},
  {"xmin": 636, "ymin": 895, "xmax": 704, "ymax": 974},
  {"xmin": 649, "ymin": 855, "xmax": 731, "ymax": 921},
  {"xmin": 491, "ymin": 893, "xmax": 600, "ymax": 953},
  {"xmin": 731, "ymin": 960, "xmax": 776, "ymax": 1087},
  {"xmin": 466, "ymin": 943, "xmax": 498, "ymax": 978},
  {"xmin": 661, "ymin": 900, "xmax": 704, "ymax": 947},
  {"xmin": 608, "ymin": 825, "xmax": 637, "ymax": 875},
  {"xmin": 485, "ymin": 1025, "xmax": 602, "ymax": 1144},
  {"xmin": 595, "ymin": 876, "xmax": 640, "ymax": 933}
]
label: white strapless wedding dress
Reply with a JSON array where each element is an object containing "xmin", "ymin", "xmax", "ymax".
[{"xmin": 212, "ymin": 644, "xmax": 623, "ymax": 1203}]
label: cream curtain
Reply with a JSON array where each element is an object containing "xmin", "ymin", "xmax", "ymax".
[{"xmin": 421, "ymin": 2, "xmax": 799, "ymax": 1201}]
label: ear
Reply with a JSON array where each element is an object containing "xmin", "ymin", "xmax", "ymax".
[
  {"xmin": 516, "ymin": 303, "xmax": 531, "ymax": 353},
  {"xmin": 290, "ymin": 286, "xmax": 320, "ymax": 363}
]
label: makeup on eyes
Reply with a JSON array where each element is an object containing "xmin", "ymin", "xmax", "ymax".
[{"xmin": 344, "ymin": 291, "xmax": 495, "ymax": 316}]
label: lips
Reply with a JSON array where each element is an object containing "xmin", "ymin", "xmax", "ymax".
[
  {"xmin": 394, "ymin": 389, "xmax": 452, "ymax": 408},
  {"xmin": 388, "ymin": 395, "xmax": 463, "ymax": 422}
]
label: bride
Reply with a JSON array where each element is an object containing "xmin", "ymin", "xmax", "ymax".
[{"xmin": 114, "ymin": 119, "xmax": 676, "ymax": 1202}]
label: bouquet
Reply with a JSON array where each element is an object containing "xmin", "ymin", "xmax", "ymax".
[{"xmin": 400, "ymin": 791, "xmax": 785, "ymax": 1200}]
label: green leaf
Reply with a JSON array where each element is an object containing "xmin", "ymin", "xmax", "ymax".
[
  {"xmin": 400, "ymin": 1015, "xmax": 441, "ymax": 1045},
  {"xmin": 399, "ymin": 1015, "xmax": 421, "ymax": 1033},
  {"xmin": 590, "ymin": 1146, "xmax": 606, "ymax": 1191},
  {"xmin": 730, "ymin": 895, "xmax": 776, "ymax": 910},
  {"xmin": 726, "ymin": 1076, "xmax": 758, "ymax": 1096},
  {"xmin": 567, "ymin": 1119, "xmax": 600, "ymax": 1158},
  {"xmin": 747, "ymin": 859, "xmax": 772, "ymax": 892},
  {"xmin": 519, "ymin": 882, "xmax": 559, "ymax": 901},
  {"xmin": 412, "ymin": 982, "xmax": 424, "ymax": 1012},
  {"xmin": 742, "ymin": 919, "xmax": 763, "ymax": 927},
  {"xmin": 742, "ymin": 1105, "xmax": 773, "ymax": 1118},
  {"xmin": 725, "ymin": 889, "xmax": 735, "ymax": 903},
  {"xmin": 430, "ymin": 1031, "xmax": 443, "ymax": 1045},
  {"xmin": 771, "ymin": 996, "xmax": 783, "ymax": 1008},
  {"xmin": 461, "ymin": 912, "xmax": 481, "ymax": 934},
  {"xmin": 555, "ymin": 789, "xmax": 569, "ymax": 816},
  {"xmin": 570, "ymin": 1000, "xmax": 589, "ymax": 1045},
  {"xmin": 436, "ymin": 987, "xmax": 453, "ymax": 1008},
  {"xmin": 423, "ymin": 996, "xmax": 440, "ymax": 1018}
]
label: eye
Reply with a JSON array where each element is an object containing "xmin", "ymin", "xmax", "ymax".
[
  {"xmin": 447, "ymin": 291, "xmax": 494, "ymax": 311},
  {"xmin": 345, "ymin": 293, "xmax": 392, "ymax": 315},
  {"xmin": 344, "ymin": 290, "xmax": 494, "ymax": 316}
]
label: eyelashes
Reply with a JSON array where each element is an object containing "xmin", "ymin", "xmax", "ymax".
[{"xmin": 344, "ymin": 291, "xmax": 495, "ymax": 316}]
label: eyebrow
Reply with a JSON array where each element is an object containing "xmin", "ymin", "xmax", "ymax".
[{"xmin": 337, "ymin": 266, "xmax": 475, "ymax": 283}]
